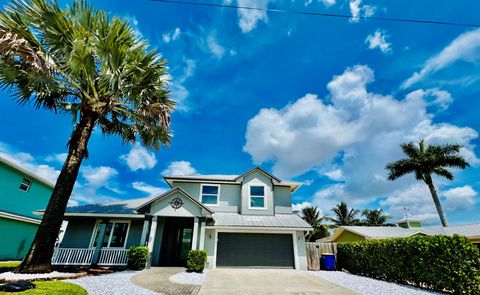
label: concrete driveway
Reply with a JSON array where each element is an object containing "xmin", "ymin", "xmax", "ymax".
[{"xmin": 198, "ymin": 269, "xmax": 357, "ymax": 295}]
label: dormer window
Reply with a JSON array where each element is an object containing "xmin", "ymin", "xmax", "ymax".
[
  {"xmin": 200, "ymin": 184, "xmax": 220, "ymax": 206},
  {"xmin": 19, "ymin": 177, "xmax": 32, "ymax": 192},
  {"xmin": 249, "ymin": 184, "xmax": 266, "ymax": 209}
]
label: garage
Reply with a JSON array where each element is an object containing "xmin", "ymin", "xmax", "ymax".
[{"xmin": 216, "ymin": 232, "xmax": 295, "ymax": 268}]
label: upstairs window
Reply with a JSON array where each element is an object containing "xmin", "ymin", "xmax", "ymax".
[
  {"xmin": 249, "ymin": 185, "xmax": 266, "ymax": 209},
  {"xmin": 19, "ymin": 178, "xmax": 32, "ymax": 192},
  {"xmin": 200, "ymin": 184, "xmax": 220, "ymax": 205}
]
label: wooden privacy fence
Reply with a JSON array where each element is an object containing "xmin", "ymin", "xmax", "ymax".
[{"xmin": 306, "ymin": 242, "xmax": 338, "ymax": 270}]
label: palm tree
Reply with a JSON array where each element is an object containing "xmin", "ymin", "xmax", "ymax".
[
  {"xmin": 301, "ymin": 206, "xmax": 329, "ymax": 241},
  {"xmin": 386, "ymin": 140, "xmax": 469, "ymax": 227},
  {"xmin": 328, "ymin": 201, "xmax": 360, "ymax": 227},
  {"xmin": 0, "ymin": 0, "xmax": 174, "ymax": 273},
  {"xmin": 301, "ymin": 206, "xmax": 322, "ymax": 227},
  {"xmin": 361, "ymin": 208, "xmax": 392, "ymax": 226}
]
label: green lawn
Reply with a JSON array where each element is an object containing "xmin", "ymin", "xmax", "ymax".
[
  {"xmin": 0, "ymin": 281, "xmax": 86, "ymax": 295},
  {"xmin": 0, "ymin": 261, "xmax": 20, "ymax": 273}
]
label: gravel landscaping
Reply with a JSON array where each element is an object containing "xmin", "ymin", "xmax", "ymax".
[
  {"xmin": 66, "ymin": 270, "xmax": 161, "ymax": 295},
  {"xmin": 0, "ymin": 271, "xmax": 79, "ymax": 281},
  {"xmin": 309, "ymin": 271, "xmax": 443, "ymax": 295},
  {"xmin": 169, "ymin": 270, "xmax": 207, "ymax": 285}
]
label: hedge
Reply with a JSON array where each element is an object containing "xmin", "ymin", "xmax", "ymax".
[
  {"xmin": 187, "ymin": 250, "xmax": 207, "ymax": 273},
  {"xmin": 128, "ymin": 246, "xmax": 149, "ymax": 270},
  {"xmin": 337, "ymin": 235, "xmax": 480, "ymax": 294}
]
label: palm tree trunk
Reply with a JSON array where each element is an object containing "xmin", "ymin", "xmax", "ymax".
[
  {"xmin": 425, "ymin": 175, "xmax": 448, "ymax": 227},
  {"xmin": 16, "ymin": 113, "xmax": 97, "ymax": 273}
]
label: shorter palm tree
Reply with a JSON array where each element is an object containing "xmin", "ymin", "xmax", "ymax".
[
  {"xmin": 301, "ymin": 206, "xmax": 329, "ymax": 241},
  {"xmin": 327, "ymin": 202, "xmax": 360, "ymax": 227},
  {"xmin": 361, "ymin": 208, "xmax": 393, "ymax": 226},
  {"xmin": 386, "ymin": 139, "xmax": 469, "ymax": 227}
]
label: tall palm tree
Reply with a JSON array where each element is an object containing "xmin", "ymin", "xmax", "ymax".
[
  {"xmin": 0, "ymin": 0, "xmax": 174, "ymax": 273},
  {"xmin": 328, "ymin": 201, "xmax": 360, "ymax": 227},
  {"xmin": 386, "ymin": 140, "xmax": 469, "ymax": 227},
  {"xmin": 361, "ymin": 208, "xmax": 392, "ymax": 226}
]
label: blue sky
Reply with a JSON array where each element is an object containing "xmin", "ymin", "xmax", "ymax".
[{"xmin": 1, "ymin": 0, "xmax": 480, "ymax": 225}]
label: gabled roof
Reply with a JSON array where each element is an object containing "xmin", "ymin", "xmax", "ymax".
[
  {"xmin": 0, "ymin": 155, "xmax": 55, "ymax": 189},
  {"xmin": 163, "ymin": 167, "xmax": 301, "ymax": 192},
  {"xmin": 64, "ymin": 196, "xmax": 156, "ymax": 215},
  {"xmin": 136, "ymin": 188, "xmax": 214, "ymax": 216},
  {"xmin": 234, "ymin": 166, "xmax": 281, "ymax": 183}
]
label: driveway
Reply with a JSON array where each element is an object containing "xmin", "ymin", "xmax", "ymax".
[{"xmin": 198, "ymin": 269, "xmax": 358, "ymax": 295}]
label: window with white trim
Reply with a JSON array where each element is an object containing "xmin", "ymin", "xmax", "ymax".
[
  {"xmin": 90, "ymin": 221, "xmax": 130, "ymax": 248},
  {"xmin": 200, "ymin": 184, "xmax": 220, "ymax": 205},
  {"xmin": 19, "ymin": 178, "xmax": 32, "ymax": 192},
  {"xmin": 249, "ymin": 185, "xmax": 266, "ymax": 209}
]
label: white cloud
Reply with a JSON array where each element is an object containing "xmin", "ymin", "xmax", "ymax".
[
  {"xmin": 132, "ymin": 181, "xmax": 168, "ymax": 196},
  {"xmin": 81, "ymin": 166, "xmax": 118, "ymax": 188},
  {"xmin": 244, "ymin": 64, "xmax": 478, "ymax": 221},
  {"xmin": 45, "ymin": 152, "xmax": 68, "ymax": 164},
  {"xmin": 120, "ymin": 144, "xmax": 157, "ymax": 172},
  {"xmin": 443, "ymin": 185, "xmax": 477, "ymax": 211},
  {"xmin": 161, "ymin": 161, "xmax": 197, "ymax": 176},
  {"xmin": 162, "ymin": 27, "xmax": 181, "ymax": 43},
  {"xmin": 324, "ymin": 169, "xmax": 344, "ymax": 181},
  {"xmin": 292, "ymin": 201, "xmax": 318, "ymax": 214},
  {"xmin": 171, "ymin": 58, "xmax": 196, "ymax": 113},
  {"xmin": 349, "ymin": 0, "xmax": 376, "ymax": 23},
  {"xmin": 402, "ymin": 28, "xmax": 480, "ymax": 89},
  {"xmin": 236, "ymin": 0, "xmax": 269, "ymax": 33},
  {"xmin": 207, "ymin": 33, "xmax": 225, "ymax": 59},
  {"xmin": 321, "ymin": 0, "xmax": 336, "ymax": 7},
  {"xmin": 406, "ymin": 88, "xmax": 453, "ymax": 112},
  {"xmin": 365, "ymin": 29, "xmax": 392, "ymax": 54}
]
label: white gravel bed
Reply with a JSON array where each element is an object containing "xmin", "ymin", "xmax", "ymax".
[
  {"xmin": 169, "ymin": 270, "xmax": 207, "ymax": 285},
  {"xmin": 0, "ymin": 271, "xmax": 77, "ymax": 281},
  {"xmin": 309, "ymin": 271, "xmax": 443, "ymax": 295},
  {"xmin": 65, "ymin": 271, "xmax": 161, "ymax": 295}
]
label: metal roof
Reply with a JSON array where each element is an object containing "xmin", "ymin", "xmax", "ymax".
[
  {"xmin": 163, "ymin": 167, "xmax": 302, "ymax": 192},
  {"xmin": 65, "ymin": 196, "xmax": 156, "ymax": 214},
  {"xmin": 207, "ymin": 212, "xmax": 312, "ymax": 229},
  {"xmin": 0, "ymin": 155, "xmax": 55, "ymax": 189}
]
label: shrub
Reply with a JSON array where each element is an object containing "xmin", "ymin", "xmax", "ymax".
[
  {"xmin": 187, "ymin": 250, "xmax": 207, "ymax": 273},
  {"xmin": 128, "ymin": 246, "xmax": 149, "ymax": 270},
  {"xmin": 337, "ymin": 235, "xmax": 480, "ymax": 294}
]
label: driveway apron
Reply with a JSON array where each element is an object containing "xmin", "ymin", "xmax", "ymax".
[{"xmin": 198, "ymin": 269, "xmax": 358, "ymax": 295}]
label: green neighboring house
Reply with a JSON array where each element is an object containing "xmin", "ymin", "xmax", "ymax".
[{"xmin": 0, "ymin": 156, "xmax": 54, "ymax": 260}]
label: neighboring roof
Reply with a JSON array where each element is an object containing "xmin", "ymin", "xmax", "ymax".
[
  {"xmin": 207, "ymin": 212, "xmax": 312, "ymax": 230},
  {"xmin": 0, "ymin": 155, "xmax": 55, "ymax": 189},
  {"xmin": 0, "ymin": 210, "xmax": 41, "ymax": 224},
  {"xmin": 163, "ymin": 167, "xmax": 301, "ymax": 192},
  {"xmin": 136, "ymin": 188, "xmax": 214, "ymax": 216},
  {"xmin": 331, "ymin": 224, "xmax": 480, "ymax": 241}
]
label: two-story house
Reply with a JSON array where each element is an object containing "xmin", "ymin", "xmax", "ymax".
[
  {"xmin": 0, "ymin": 156, "xmax": 54, "ymax": 260},
  {"xmin": 53, "ymin": 167, "xmax": 311, "ymax": 270}
]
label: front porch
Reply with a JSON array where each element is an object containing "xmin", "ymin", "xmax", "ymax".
[{"xmin": 54, "ymin": 188, "xmax": 213, "ymax": 267}]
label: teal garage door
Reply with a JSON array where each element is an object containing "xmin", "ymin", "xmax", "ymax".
[{"xmin": 216, "ymin": 233, "xmax": 294, "ymax": 268}]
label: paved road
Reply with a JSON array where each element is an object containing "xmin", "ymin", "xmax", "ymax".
[{"xmin": 198, "ymin": 269, "xmax": 358, "ymax": 295}]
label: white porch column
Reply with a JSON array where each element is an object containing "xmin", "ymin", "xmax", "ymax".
[
  {"xmin": 199, "ymin": 219, "xmax": 206, "ymax": 250},
  {"xmin": 191, "ymin": 217, "xmax": 199, "ymax": 250},
  {"xmin": 147, "ymin": 216, "xmax": 158, "ymax": 253},
  {"xmin": 140, "ymin": 218, "xmax": 151, "ymax": 246}
]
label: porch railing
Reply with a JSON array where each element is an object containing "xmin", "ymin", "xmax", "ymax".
[
  {"xmin": 98, "ymin": 248, "xmax": 129, "ymax": 266},
  {"xmin": 51, "ymin": 247, "xmax": 129, "ymax": 266},
  {"xmin": 51, "ymin": 248, "xmax": 95, "ymax": 266}
]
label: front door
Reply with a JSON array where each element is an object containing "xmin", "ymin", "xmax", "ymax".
[{"xmin": 159, "ymin": 217, "xmax": 193, "ymax": 266}]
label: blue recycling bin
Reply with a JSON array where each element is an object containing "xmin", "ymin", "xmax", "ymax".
[{"xmin": 322, "ymin": 253, "xmax": 335, "ymax": 271}]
